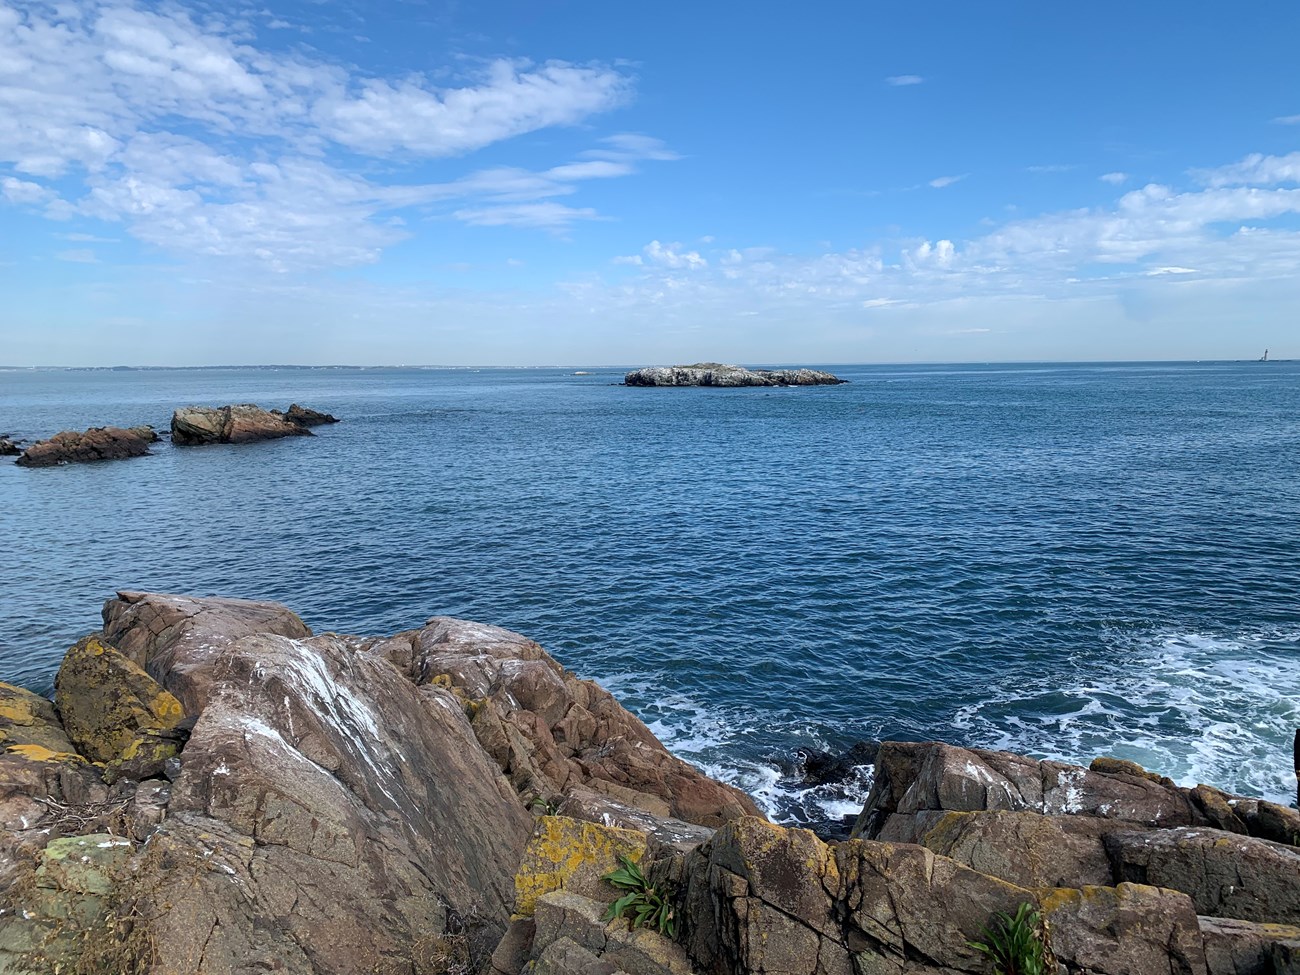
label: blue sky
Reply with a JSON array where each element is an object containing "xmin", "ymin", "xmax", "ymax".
[{"xmin": 2, "ymin": 1, "xmax": 1299, "ymax": 366}]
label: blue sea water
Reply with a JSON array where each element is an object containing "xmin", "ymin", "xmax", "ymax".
[{"xmin": 2, "ymin": 361, "xmax": 1298, "ymax": 829}]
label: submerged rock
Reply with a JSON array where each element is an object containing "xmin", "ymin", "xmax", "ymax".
[
  {"xmin": 624, "ymin": 363, "xmax": 846, "ymax": 387},
  {"xmin": 170, "ymin": 403, "xmax": 323, "ymax": 445},
  {"xmin": 14, "ymin": 425, "xmax": 157, "ymax": 467}
]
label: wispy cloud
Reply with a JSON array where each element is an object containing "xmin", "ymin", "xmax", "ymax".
[
  {"xmin": 1100, "ymin": 172, "xmax": 1130, "ymax": 185},
  {"xmin": 1193, "ymin": 151, "xmax": 1300, "ymax": 187},
  {"xmin": 1027, "ymin": 164, "xmax": 1075, "ymax": 174},
  {"xmin": 929, "ymin": 175, "xmax": 966, "ymax": 189},
  {"xmin": 885, "ymin": 75, "xmax": 924, "ymax": 87},
  {"xmin": 1273, "ymin": 114, "xmax": 1300, "ymax": 125},
  {"xmin": 0, "ymin": 1, "xmax": 658, "ymax": 268}
]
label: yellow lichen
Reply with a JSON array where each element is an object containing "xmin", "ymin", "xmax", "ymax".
[
  {"xmin": 513, "ymin": 815, "xmax": 646, "ymax": 916},
  {"xmin": 5, "ymin": 743, "xmax": 87, "ymax": 764}
]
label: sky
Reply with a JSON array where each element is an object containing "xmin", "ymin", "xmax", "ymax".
[{"xmin": 1, "ymin": 1, "xmax": 1299, "ymax": 366}]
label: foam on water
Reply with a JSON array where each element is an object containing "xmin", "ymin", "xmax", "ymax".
[{"xmin": 953, "ymin": 626, "xmax": 1300, "ymax": 805}]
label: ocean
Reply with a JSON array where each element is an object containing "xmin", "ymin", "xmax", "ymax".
[{"xmin": 2, "ymin": 361, "xmax": 1297, "ymax": 832}]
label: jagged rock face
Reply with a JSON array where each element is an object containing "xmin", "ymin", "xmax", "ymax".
[
  {"xmin": 1199, "ymin": 917, "xmax": 1300, "ymax": 975},
  {"xmin": 14, "ymin": 425, "xmax": 156, "ymax": 467},
  {"xmin": 513, "ymin": 816, "xmax": 647, "ymax": 917},
  {"xmin": 376, "ymin": 615, "xmax": 761, "ymax": 828},
  {"xmin": 623, "ymin": 364, "xmax": 846, "ymax": 387},
  {"xmin": 118, "ymin": 628, "xmax": 535, "ymax": 975},
  {"xmin": 170, "ymin": 403, "xmax": 314, "ymax": 445}
]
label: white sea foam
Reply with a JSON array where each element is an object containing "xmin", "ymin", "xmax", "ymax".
[{"xmin": 953, "ymin": 627, "xmax": 1300, "ymax": 806}]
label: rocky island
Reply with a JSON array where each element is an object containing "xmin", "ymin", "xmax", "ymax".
[
  {"xmin": 1, "ymin": 593, "xmax": 1297, "ymax": 975},
  {"xmin": 624, "ymin": 364, "xmax": 847, "ymax": 387},
  {"xmin": 170, "ymin": 402, "xmax": 339, "ymax": 446},
  {"xmin": 13, "ymin": 425, "xmax": 160, "ymax": 468}
]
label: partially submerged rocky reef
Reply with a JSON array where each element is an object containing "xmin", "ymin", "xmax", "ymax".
[
  {"xmin": 624, "ymin": 364, "xmax": 847, "ymax": 387},
  {"xmin": 1, "ymin": 593, "xmax": 1297, "ymax": 975},
  {"xmin": 9, "ymin": 404, "xmax": 338, "ymax": 466}
]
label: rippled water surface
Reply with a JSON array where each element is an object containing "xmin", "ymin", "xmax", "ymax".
[{"xmin": 3, "ymin": 362, "xmax": 1298, "ymax": 827}]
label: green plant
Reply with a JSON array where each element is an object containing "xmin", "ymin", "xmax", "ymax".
[
  {"xmin": 601, "ymin": 854, "xmax": 677, "ymax": 939},
  {"xmin": 968, "ymin": 901, "xmax": 1052, "ymax": 975}
]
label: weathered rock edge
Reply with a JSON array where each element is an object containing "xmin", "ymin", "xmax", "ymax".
[
  {"xmin": 3, "ymin": 596, "xmax": 1300, "ymax": 975},
  {"xmin": 624, "ymin": 363, "xmax": 847, "ymax": 387}
]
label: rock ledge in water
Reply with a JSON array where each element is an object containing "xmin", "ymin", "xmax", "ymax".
[
  {"xmin": 170, "ymin": 403, "xmax": 334, "ymax": 445},
  {"xmin": 624, "ymin": 363, "xmax": 846, "ymax": 387},
  {"xmin": 14, "ymin": 425, "xmax": 158, "ymax": 467}
]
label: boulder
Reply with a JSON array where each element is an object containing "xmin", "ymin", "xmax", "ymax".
[
  {"xmin": 854, "ymin": 741, "xmax": 1207, "ymax": 841},
  {"xmin": 532, "ymin": 891, "xmax": 698, "ymax": 975},
  {"xmin": 1039, "ymin": 883, "xmax": 1209, "ymax": 975},
  {"xmin": 99, "ymin": 590, "xmax": 313, "ymax": 712},
  {"xmin": 623, "ymin": 364, "xmax": 846, "ymax": 387},
  {"xmin": 555, "ymin": 787, "xmax": 716, "ymax": 857},
  {"xmin": 1106, "ymin": 827, "xmax": 1300, "ymax": 924},
  {"xmin": 1198, "ymin": 917, "xmax": 1300, "ymax": 975},
  {"xmin": 514, "ymin": 816, "xmax": 648, "ymax": 917},
  {"xmin": 170, "ymin": 404, "xmax": 314, "ymax": 445},
  {"xmin": 0, "ymin": 436, "xmax": 20, "ymax": 456},
  {"xmin": 14, "ymin": 425, "xmax": 156, "ymax": 467},
  {"xmin": 114, "ymin": 628, "xmax": 535, "ymax": 975},
  {"xmin": 917, "ymin": 809, "xmax": 1117, "ymax": 888},
  {"xmin": 53, "ymin": 635, "xmax": 186, "ymax": 779}
]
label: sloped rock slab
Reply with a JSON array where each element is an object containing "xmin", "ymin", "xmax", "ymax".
[
  {"xmin": 1199, "ymin": 916, "xmax": 1300, "ymax": 975},
  {"xmin": 1107, "ymin": 827, "xmax": 1300, "ymax": 925},
  {"xmin": 514, "ymin": 816, "xmax": 648, "ymax": 917}
]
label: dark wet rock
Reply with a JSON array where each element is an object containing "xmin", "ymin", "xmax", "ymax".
[
  {"xmin": 280, "ymin": 402, "xmax": 339, "ymax": 427},
  {"xmin": 14, "ymin": 425, "xmax": 156, "ymax": 467},
  {"xmin": 623, "ymin": 363, "xmax": 846, "ymax": 387},
  {"xmin": 0, "ymin": 436, "xmax": 21, "ymax": 456},
  {"xmin": 170, "ymin": 403, "xmax": 315, "ymax": 445},
  {"xmin": 797, "ymin": 739, "xmax": 879, "ymax": 786}
]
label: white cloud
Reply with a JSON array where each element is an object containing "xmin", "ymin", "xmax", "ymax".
[
  {"xmin": 1194, "ymin": 152, "xmax": 1300, "ymax": 187},
  {"xmin": 453, "ymin": 202, "xmax": 602, "ymax": 230},
  {"xmin": 1273, "ymin": 114, "xmax": 1300, "ymax": 125},
  {"xmin": 313, "ymin": 60, "xmax": 630, "ymax": 157},
  {"xmin": 2, "ymin": 176, "xmax": 51, "ymax": 204},
  {"xmin": 885, "ymin": 75, "xmax": 924, "ymax": 86},
  {"xmin": 56, "ymin": 248, "xmax": 98, "ymax": 263},
  {"xmin": 0, "ymin": 1, "xmax": 654, "ymax": 268},
  {"xmin": 1100, "ymin": 172, "xmax": 1130, "ymax": 185},
  {"xmin": 929, "ymin": 175, "xmax": 966, "ymax": 189},
  {"xmin": 1145, "ymin": 266, "xmax": 1198, "ymax": 276},
  {"xmin": 644, "ymin": 240, "xmax": 707, "ymax": 269}
]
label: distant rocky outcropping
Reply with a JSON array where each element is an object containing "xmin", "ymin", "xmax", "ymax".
[
  {"xmin": 624, "ymin": 363, "xmax": 847, "ymax": 387},
  {"xmin": 0, "ymin": 435, "xmax": 21, "ymax": 457},
  {"xmin": 13, "ymin": 425, "xmax": 159, "ymax": 467},
  {"xmin": 1, "ymin": 595, "xmax": 1298, "ymax": 975},
  {"xmin": 170, "ymin": 402, "xmax": 338, "ymax": 446}
]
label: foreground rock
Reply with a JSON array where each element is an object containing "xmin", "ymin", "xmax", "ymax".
[
  {"xmin": 0, "ymin": 592, "xmax": 754, "ymax": 975},
  {"xmin": 4, "ymin": 596, "xmax": 1299, "ymax": 975},
  {"xmin": 170, "ymin": 403, "xmax": 332, "ymax": 445},
  {"xmin": 624, "ymin": 363, "xmax": 846, "ymax": 387},
  {"xmin": 14, "ymin": 425, "xmax": 158, "ymax": 467}
]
